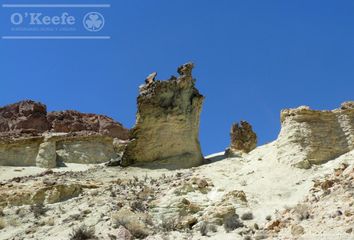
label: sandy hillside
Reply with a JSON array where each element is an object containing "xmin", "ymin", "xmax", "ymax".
[{"xmin": 1, "ymin": 142, "xmax": 353, "ymax": 240}]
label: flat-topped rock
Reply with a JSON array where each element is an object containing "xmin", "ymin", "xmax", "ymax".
[{"xmin": 277, "ymin": 102, "xmax": 354, "ymax": 168}]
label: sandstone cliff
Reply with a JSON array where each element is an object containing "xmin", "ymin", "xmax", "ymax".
[
  {"xmin": 0, "ymin": 100, "xmax": 129, "ymax": 168},
  {"xmin": 276, "ymin": 102, "xmax": 354, "ymax": 168},
  {"xmin": 122, "ymin": 62, "xmax": 204, "ymax": 168}
]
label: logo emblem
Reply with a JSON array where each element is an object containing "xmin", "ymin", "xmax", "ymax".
[{"xmin": 83, "ymin": 12, "xmax": 104, "ymax": 32}]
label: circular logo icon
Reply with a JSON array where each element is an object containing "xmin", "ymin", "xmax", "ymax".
[{"xmin": 83, "ymin": 12, "xmax": 105, "ymax": 32}]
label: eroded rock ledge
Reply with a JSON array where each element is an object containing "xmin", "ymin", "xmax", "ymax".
[
  {"xmin": 277, "ymin": 102, "xmax": 354, "ymax": 168},
  {"xmin": 0, "ymin": 100, "xmax": 128, "ymax": 139},
  {"xmin": 0, "ymin": 100, "xmax": 129, "ymax": 168},
  {"xmin": 122, "ymin": 62, "xmax": 204, "ymax": 168}
]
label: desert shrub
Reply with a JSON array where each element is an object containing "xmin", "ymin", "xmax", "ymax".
[
  {"xmin": 199, "ymin": 221, "xmax": 208, "ymax": 236},
  {"xmin": 30, "ymin": 203, "xmax": 48, "ymax": 218},
  {"xmin": 69, "ymin": 225, "xmax": 97, "ymax": 240},
  {"xmin": 130, "ymin": 200, "xmax": 146, "ymax": 212},
  {"xmin": 0, "ymin": 218, "xmax": 6, "ymax": 229},
  {"xmin": 209, "ymin": 224, "xmax": 217, "ymax": 233},
  {"xmin": 294, "ymin": 204, "xmax": 310, "ymax": 221},
  {"xmin": 112, "ymin": 213, "xmax": 149, "ymax": 239},
  {"xmin": 160, "ymin": 218, "xmax": 177, "ymax": 232},
  {"xmin": 241, "ymin": 212, "xmax": 253, "ymax": 220},
  {"xmin": 223, "ymin": 214, "xmax": 244, "ymax": 232}
]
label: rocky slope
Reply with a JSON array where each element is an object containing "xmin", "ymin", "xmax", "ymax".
[{"xmin": 1, "ymin": 144, "xmax": 353, "ymax": 240}]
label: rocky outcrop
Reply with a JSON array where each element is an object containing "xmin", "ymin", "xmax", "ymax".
[
  {"xmin": 0, "ymin": 100, "xmax": 129, "ymax": 167},
  {"xmin": 0, "ymin": 181, "xmax": 82, "ymax": 207},
  {"xmin": 0, "ymin": 136, "xmax": 44, "ymax": 166},
  {"xmin": 47, "ymin": 110, "xmax": 129, "ymax": 139},
  {"xmin": 277, "ymin": 102, "xmax": 354, "ymax": 168},
  {"xmin": 0, "ymin": 100, "xmax": 50, "ymax": 135},
  {"xmin": 122, "ymin": 62, "xmax": 204, "ymax": 168},
  {"xmin": 0, "ymin": 100, "xmax": 129, "ymax": 139},
  {"xmin": 225, "ymin": 121, "xmax": 257, "ymax": 156},
  {"xmin": 0, "ymin": 133, "xmax": 121, "ymax": 168},
  {"xmin": 55, "ymin": 134, "xmax": 118, "ymax": 165}
]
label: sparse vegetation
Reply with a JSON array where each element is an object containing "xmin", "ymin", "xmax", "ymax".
[
  {"xmin": 209, "ymin": 224, "xmax": 217, "ymax": 233},
  {"xmin": 130, "ymin": 200, "xmax": 146, "ymax": 212},
  {"xmin": 294, "ymin": 204, "xmax": 310, "ymax": 221},
  {"xmin": 112, "ymin": 212, "xmax": 150, "ymax": 238},
  {"xmin": 160, "ymin": 217, "xmax": 178, "ymax": 232},
  {"xmin": 30, "ymin": 203, "xmax": 48, "ymax": 218},
  {"xmin": 241, "ymin": 212, "xmax": 253, "ymax": 220},
  {"xmin": 199, "ymin": 221, "xmax": 208, "ymax": 236},
  {"xmin": 223, "ymin": 214, "xmax": 243, "ymax": 232},
  {"xmin": 69, "ymin": 225, "xmax": 97, "ymax": 240},
  {"xmin": 0, "ymin": 218, "xmax": 6, "ymax": 229}
]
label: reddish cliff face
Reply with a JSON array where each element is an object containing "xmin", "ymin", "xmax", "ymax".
[
  {"xmin": 0, "ymin": 100, "xmax": 129, "ymax": 140},
  {"xmin": 47, "ymin": 111, "xmax": 129, "ymax": 139},
  {"xmin": 0, "ymin": 100, "xmax": 50, "ymax": 135}
]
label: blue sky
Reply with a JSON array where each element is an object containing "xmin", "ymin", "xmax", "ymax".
[{"xmin": 0, "ymin": 0, "xmax": 353, "ymax": 155}]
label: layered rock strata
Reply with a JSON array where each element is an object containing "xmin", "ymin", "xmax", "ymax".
[
  {"xmin": 0, "ymin": 100, "xmax": 129, "ymax": 139},
  {"xmin": 225, "ymin": 121, "xmax": 257, "ymax": 156},
  {"xmin": 122, "ymin": 62, "xmax": 204, "ymax": 168},
  {"xmin": 277, "ymin": 102, "xmax": 354, "ymax": 168},
  {"xmin": 0, "ymin": 100, "xmax": 129, "ymax": 168},
  {"xmin": 0, "ymin": 133, "xmax": 122, "ymax": 168}
]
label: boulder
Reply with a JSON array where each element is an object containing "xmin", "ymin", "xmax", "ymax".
[
  {"xmin": 116, "ymin": 225, "xmax": 133, "ymax": 240},
  {"xmin": 111, "ymin": 207, "xmax": 151, "ymax": 238},
  {"xmin": 122, "ymin": 62, "xmax": 204, "ymax": 168}
]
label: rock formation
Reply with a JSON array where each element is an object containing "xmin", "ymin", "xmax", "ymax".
[
  {"xmin": 122, "ymin": 62, "xmax": 204, "ymax": 168},
  {"xmin": 0, "ymin": 100, "xmax": 50, "ymax": 135},
  {"xmin": 47, "ymin": 110, "xmax": 129, "ymax": 139},
  {"xmin": 0, "ymin": 100, "xmax": 129, "ymax": 139},
  {"xmin": 277, "ymin": 102, "xmax": 354, "ymax": 168},
  {"xmin": 225, "ymin": 121, "xmax": 257, "ymax": 156},
  {"xmin": 0, "ymin": 100, "xmax": 129, "ymax": 168}
]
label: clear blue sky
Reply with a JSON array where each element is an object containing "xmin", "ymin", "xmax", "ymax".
[{"xmin": 1, "ymin": 0, "xmax": 353, "ymax": 155}]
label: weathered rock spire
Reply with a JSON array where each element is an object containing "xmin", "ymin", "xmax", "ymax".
[{"xmin": 122, "ymin": 62, "xmax": 204, "ymax": 168}]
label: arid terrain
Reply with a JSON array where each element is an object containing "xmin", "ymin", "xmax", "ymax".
[
  {"xmin": 0, "ymin": 64, "xmax": 353, "ymax": 239},
  {"xmin": 1, "ymin": 144, "xmax": 354, "ymax": 240}
]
